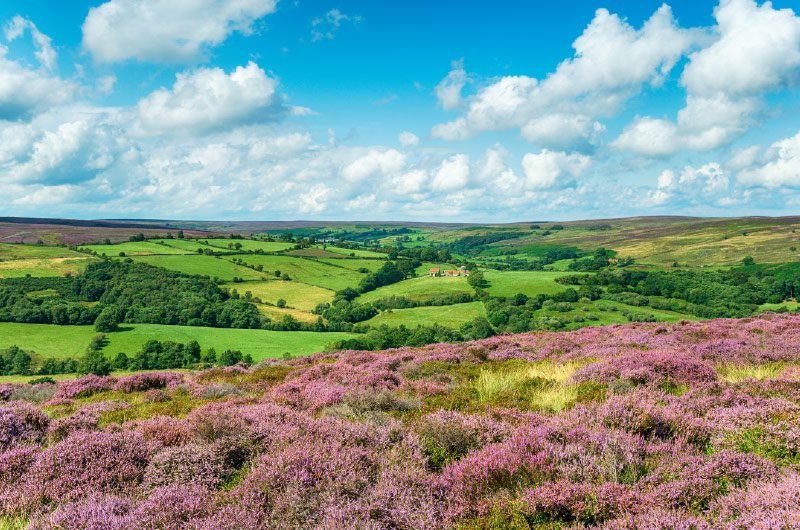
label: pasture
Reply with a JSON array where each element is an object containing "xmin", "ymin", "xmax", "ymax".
[
  {"xmin": 364, "ymin": 302, "xmax": 485, "ymax": 328},
  {"xmin": 0, "ymin": 323, "xmax": 99, "ymax": 358},
  {"xmin": 225, "ymin": 254, "xmax": 365, "ymax": 291},
  {"xmin": 220, "ymin": 280, "xmax": 334, "ymax": 311},
  {"xmin": 128, "ymin": 254, "xmax": 265, "ymax": 281},
  {"xmin": 356, "ymin": 276, "xmax": 473, "ymax": 303},
  {"xmin": 81, "ymin": 241, "xmax": 192, "ymax": 256},
  {"xmin": 482, "ymin": 270, "xmax": 571, "ymax": 297},
  {"xmin": 202, "ymin": 239, "xmax": 295, "ymax": 252},
  {"xmin": 0, "ymin": 257, "xmax": 96, "ymax": 278},
  {"xmin": 101, "ymin": 324, "xmax": 353, "ymax": 360}
]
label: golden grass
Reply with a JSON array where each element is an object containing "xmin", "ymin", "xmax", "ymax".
[
  {"xmin": 716, "ymin": 362, "xmax": 793, "ymax": 382},
  {"xmin": 473, "ymin": 360, "xmax": 587, "ymax": 411}
]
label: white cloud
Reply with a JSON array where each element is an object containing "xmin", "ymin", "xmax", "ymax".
[
  {"xmin": 435, "ymin": 59, "xmax": 467, "ymax": 110},
  {"xmin": 0, "ymin": 46, "xmax": 73, "ymax": 120},
  {"xmin": 431, "ymin": 154, "xmax": 470, "ymax": 191},
  {"xmin": 311, "ymin": 9, "xmax": 362, "ymax": 42},
  {"xmin": 82, "ymin": 0, "xmax": 277, "ymax": 63},
  {"xmin": 521, "ymin": 114, "xmax": 605, "ymax": 152},
  {"xmin": 249, "ymin": 133, "xmax": 313, "ymax": 160},
  {"xmin": 9, "ymin": 121, "xmax": 89, "ymax": 183},
  {"xmin": 341, "ymin": 149, "xmax": 407, "ymax": 183},
  {"xmin": 296, "ymin": 184, "xmax": 331, "ymax": 213},
  {"xmin": 5, "ymin": 16, "xmax": 57, "ymax": 70},
  {"xmin": 134, "ymin": 62, "xmax": 284, "ymax": 135},
  {"xmin": 521, "ymin": 150, "xmax": 590, "ymax": 190},
  {"xmin": 432, "ymin": 5, "xmax": 696, "ymax": 146},
  {"xmin": 682, "ymin": 0, "xmax": 800, "ymax": 97},
  {"xmin": 613, "ymin": 94, "xmax": 758, "ymax": 156},
  {"xmin": 738, "ymin": 130, "xmax": 800, "ymax": 188},
  {"xmin": 614, "ymin": 0, "xmax": 800, "ymax": 157},
  {"xmin": 398, "ymin": 131, "xmax": 419, "ymax": 147},
  {"xmin": 391, "ymin": 169, "xmax": 427, "ymax": 195}
]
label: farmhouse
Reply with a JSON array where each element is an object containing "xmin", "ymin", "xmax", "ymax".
[
  {"xmin": 444, "ymin": 270, "xmax": 460, "ymax": 277},
  {"xmin": 429, "ymin": 268, "xmax": 440, "ymax": 277}
]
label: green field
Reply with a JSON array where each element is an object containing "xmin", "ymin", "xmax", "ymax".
[
  {"xmin": 151, "ymin": 239, "xmax": 210, "ymax": 251},
  {"xmin": 0, "ymin": 323, "xmax": 99, "ymax": 358},
  {"xmin": 317, "ymin": 258, "xmax": 386, "ymax": 272},
  {"xmin": 0, "ymin": 257, "xmax": 96, "ymax": 278},
  {"xmin": 225, "ymin": 254, "xmax": 363, "ymax": 290},
  {"xmin": 102, "ymin": 324, "xmax": 353, "ymax": 360},
  {"xmin": 128, "ymin": 254, "xmax": 265, "ymax": 281},
  {"xmin": 221, "ymin": 280, "xmax": 334, "ymax": 311},
  {"xmin": 365, "ymin": 302, "xmax": 485, "ymax": 328},
  {"xmin": 82, "ymin": 241, "xmax": 192, "ymax": 256},
  {"xmin": 482, "ymin": 270, "xmax": 571, "ymax": 297},
  {"xmin": 0, "ymin": 322, "xmax": 355, "ymax": 361},
  {"xmin": 0, "ymin": 243, "xmax": 85, "ymax": 260},
  {"xmin": 356, "ymin": 276, "xmax": 473, "ymax": 303},
  {"xmin": 321, "ymin": 246, "xmax": 388, "ymax": 258},
  {"xmin": 203, "ymin": 239, "xmax": 295, "ymax": 252}
]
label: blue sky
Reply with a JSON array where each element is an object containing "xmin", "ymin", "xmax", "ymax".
[{"xmin": 0, "ymin": 0, "xmax": 799, "ymax": 222}]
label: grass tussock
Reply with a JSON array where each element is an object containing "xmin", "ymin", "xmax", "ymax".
[
  {"xmin": 473, "ymin": 360, "xmax": 587, "ymax": 412},
  {"xmin": 716, "ymin": 362, "xmax": 792, "ymax": 382}
]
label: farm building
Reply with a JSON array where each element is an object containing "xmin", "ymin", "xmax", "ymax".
[{"xmin": 429, "ymin": 268, "xmax": 440, "ymax": 277}]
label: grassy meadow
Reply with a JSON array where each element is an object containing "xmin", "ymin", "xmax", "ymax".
[{"xmin": 364, "ymin": 302, "xmax": 485, "ymax": 328}]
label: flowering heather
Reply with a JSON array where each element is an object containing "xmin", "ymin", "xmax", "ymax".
[{"xmin": 3, "ymin": 312, "xmax": 800, "ymax": 528}]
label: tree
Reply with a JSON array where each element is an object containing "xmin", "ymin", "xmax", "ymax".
[
  {"xmin": 112, "ymin": 352, "xmax": 129, "ymax": 370},
  {"xmin": 742, "ymin": 256, "xmax": 755, "ymax": 266},
  {"xmin": 11, "ymin": 350, "xmax": 32, "ymax": 375},
  {"xmin": 94, "ymin": 306, "xmax": 122, "ymax": 332},
  {"xmin": 177, "ymin": 230, "xmax": 184, "ymax": 239},
  {"xmin": 78, "ymin": 349, "xmax": 112, "ymax": 376},
  {"xmin": 467, "ymin": 270, "xmax": 485, "ymax": 289}
]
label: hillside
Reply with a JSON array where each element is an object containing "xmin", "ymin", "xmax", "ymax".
[{"xmin": 2, "ymin": 313, "xmax": 799, "ymax": 528}]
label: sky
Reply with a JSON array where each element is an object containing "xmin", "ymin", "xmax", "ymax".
[{"xmin": 0, "ymin": 0, "xmax": 799, "ymax": 222}]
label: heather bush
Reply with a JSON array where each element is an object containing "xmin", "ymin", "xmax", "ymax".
[
  {"xmin": 3, "ymin": 313, "xmax": 800, "ymax": 527},
  {"xmin": 17, "ymin": 430, "xmax": 150, "ymax": 510},
  {"xmin": 143, "ymin": 443, "xmax": 226, "ymax": 490},
  {"xmin": 8, "ymin": 383, "xmax": 56, "ymax": 403},
  {"xmin": 142, "ymin": 389, "xmax": 171, "ymax": 403},
  {"xmin": 0, "ymin": 402, "xmax": 49, "ymax": 450},
  {"xmin": 114, "ymin": 371, "xmax": 184, "ymax": 393},
  {"xmin": 47, "ymin": 409, "xmax": 101, "ymax": 443}
]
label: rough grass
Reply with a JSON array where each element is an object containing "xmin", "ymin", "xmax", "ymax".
[
  {"xmin": 716, "ymin": 362, "xmax": 792, "ymax": 382},
  {"xmin": 356, "ymin": 276, "xmax": 473, "ymax": 304},
  {"xmin": 472, "ymin": 360, "xmax": 587, "ymax": 411},
  {"xmin": 220, "ymin": 280, "xmax": 334, "ymax": 311},
  {"xmin": 257, "ymin": 304, "xmax": 320, "ymax": 323},
  {"xmin": 364, "ymin": 302, "xmax": 485, "ymax": 329},
  {"xmin": 0, "ymin": 257, "xmax": 96, "ymax": 278},
  {"xmin": 127, "ymin": 254, "xmax": 265, "ymax": 281}
]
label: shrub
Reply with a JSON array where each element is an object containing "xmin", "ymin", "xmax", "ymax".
[{"xmin": 143, "ymin": 444, "xmax": 226, "ymax": 490}]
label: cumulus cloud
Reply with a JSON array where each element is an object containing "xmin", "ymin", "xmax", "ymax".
[
  {"xmin": 311, "ymin": 9, "xmax": 362, "ymax": 42},
  {"xmin": 82, "ymin": 0, "xmax": 277, "ymax": 63},
  {"xmin": 341, "ymin": 149, "xmax": 407, "ymax": 183},
  {"xmin": 432, "ymin": 5, "xmax": 696, "ymax": 149},
  {"xmin": 431, "ymin": 154, "xmax": 470, "ymax": 191},
  {"xmin": 134, "ymin": 62, "xmax": 286, "ymax": 135},
  {"xmin": 682, "ymin": 0, "xmax": 800, "ymax": 97},
  {"xmin": 614, "ymin": 0, "xmax": 800, "ymax": 157},
  {"xmin": 398, "ymin": 131, "xmax": 419, "ymax": 147},
  {"xmin": 249, "ymin": 133, "xmax": 313, "ymax": 160},
  {"xmin": 521, "ymin": 150, "xmax": 590, "ymax": 190},
  {"xmin": 738, "ymin": 130, "xmax": 800, "ymax": 188},
  {"xmin": 5, "ymin": 16, "xmax": 57, "ymax": 70},
  {"xmin": 435, "ymin": 59, "xmax": 467, "ymax": 110},
  {"xmin": 0, "ymin": 46, "xmax": 73, "ymax": 120},
  {"xmin": 8, "ymin": 121, "xmax": 89, "ymax": 183}
]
